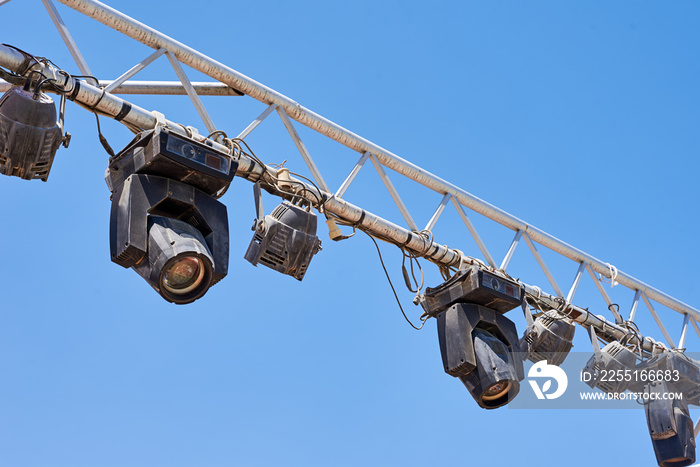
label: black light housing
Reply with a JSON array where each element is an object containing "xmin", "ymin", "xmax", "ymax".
[
  {"xmin": 636, "ymin": 352, "xmax": 700, "ymax": 406},
  {"xmin": 135, "ymin": 216, "xmax": 215, "ymax": 303},
  {"xmin": 425, "ymin": 266, "xmax": 524, "ymax": 409},
  {"xmin": 520, "ymin": 313, "xmax": 576, "ymax": 366},
  {"xmin": 581, "ymin": 341, "xmax": 637, "ymax": 395},
  {"xmin": 244, "ymin": 198, "xmax": 321, "ymax": 281},
  {"xmin": 107, "ymin": 127, "xmax": 235, "ymax": 304},
  {"xmin": 436, "ymin": 303, "xmax": 523, "ymax": 408},
  {"xmin": 644, "ymin": 380, "xmax": 696, "ymax": 467},
  {"xmin": 0, "ymin": 85, "xmax": 63, "ymax": 181}
]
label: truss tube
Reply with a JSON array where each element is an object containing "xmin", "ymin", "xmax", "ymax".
[
  {"xmin": 53, "ymin": 0, "xmax": 699, "ymax": 320},
  {"xmin": 0, "ymin": 79, "xmax": 241, "ymax": 95},
  {"xmin": 98, "ymin": 80, "xmax": 242, "ymax": 95}
]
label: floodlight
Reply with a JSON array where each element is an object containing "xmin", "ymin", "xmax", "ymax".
[
  {"xmin": 644, "ymin": 380, "xmax": 696, "ymax": 467},
  {"xmin": 107, "ymin": 127, "xmax": 235, "ymax": 304},
  {"xmin": 581, "ymin": 341, "xmax": 637, "ymax": 394},
  {"xmin": 636, "ymin": 352, "xmax": 700, "ymax": 406},
  {"xmin": 245, "ymin": 197, "xmax": 322, "ymax": 281},
  {"xmin": 521, "ymin": 313, "xmax": 576, "ymax": 366},
  {"xmin": 425, "ymin": 266, "xmax": 524, "ymax": 409},
  {"xmin": 0, "ymin": 84, "xmax": 63, "ymax": 181}
]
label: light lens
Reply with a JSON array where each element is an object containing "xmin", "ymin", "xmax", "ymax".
[
  {"xmin": 162, "ymin": 256, "xmax": 205, "ymax": 294},
  {"xmin": 482, "ymin": 381, "xmax": 512, "ymax": 401}
]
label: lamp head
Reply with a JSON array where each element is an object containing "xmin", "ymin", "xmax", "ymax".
[{"xmin": 0, "ymin": 86, "xmax": 62, "ymax": 181}]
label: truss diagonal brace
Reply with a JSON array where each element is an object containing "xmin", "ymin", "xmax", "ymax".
[
  {"xmin": 237, "ymin": 103, "xmax": 277, "ymax": 140},
  {"xmin": 642, "ymin": 292, "xmax": 677, "ymax": 349},
  {"xmin": 166, "ymin": 51, "xmax": 217, "ymax": 135},
  {"xmin": 566, "ymin": 262, "xmax": 586, "ymax": 304},
  {"xmin": 500, "ymin": 230, "xmax": 522, "ymax": 271},
  {"xmin": 335, "ymin": 152, "xmax": 370, "ymax": 199},
  {"xmin": 277, "ymin": 107, "xmax": 330, "ymax": 193},
  {"xmin": 451, "ymin": 198, "xmax": 496, "ymax": 268},
  {"xmin": 104, "ymin": 47, "xmax": 167, "ymax": 93},
  {"xmin": 369, "ymin": 154, "xmax": 419, "ymax": 232},
  {"xmin": 678, "ymin": 313, "xmax": 690, "ymax": 350},
  {"xmin": 424, "ymin": 194, "xmax": 451, "ymax": 232},
  {"xmin": 42, "ymin": 0, "xmax": 94, "ymax": 79},
  {"xmin": 523, "ymin": 232, "xmax": 564, "ymax": 298}
]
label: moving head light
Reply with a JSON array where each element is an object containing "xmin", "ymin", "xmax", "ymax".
[
  {"xmin": 107, "ymin": 127, "xmax": 236, "ymax": 304},
  {"xmin": 644, "ymin": 380, "xmax": 696, "ymax": 467},
  {"xmin": 0, "ymin": 83, "xmax": 64, "ymax": 181},
  {"xmin": 424, "ymin": 266, "xmax": 524, "ymax": 409},
  {"xmin": 636, "ymin": 352, "xmax": 700, "ymax": 407}
]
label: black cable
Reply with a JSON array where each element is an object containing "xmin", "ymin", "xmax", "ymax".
[
  {"xmin": 33, "ymin": 77, "xmax": 56, "ymax": 96},
  {"xmin": 362, "ymin": 230, "xmax": 426, "ymax": 331},
  {"xmin": 88, "ymin": 87, "xmax": 115, "ymax": 158},
  {"xmin": 285, "ymin": 171, "xmax": 327, "ymax": 209},
  {"xmin": 401, "ymin": 247, "xmax": 424, "ymax": 294},
  {"xmin": 71, "ymin": 74, "xmax": 100, "ymax": 86},
  {"xmin": 0, "ymin": 66, "xmax": 25, "ymax": 86},
  {"xmin": 230, "ymin": 138, "xmax": 329, "ymax": 209}
]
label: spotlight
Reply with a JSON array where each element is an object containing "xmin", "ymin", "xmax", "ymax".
[
  {"xmin": 0, "ymin": 83, "xmax": 64, "ymax": 181},
  {"xmin": 520, "ymin": 313, "xmax": 575, "ymax": 366},
  {"xmin": 581, "ymin": 341, "xmax": 637, "ymax": 395},
  {"xmin": 436, "ymin": 303, "xmax": 523, "ymax": 408},
  {"xmin": 425, "ymin": 265, "xmax": 524, "ymax": 409},
  {"xmin": 107, "ymin": 127, "xmax": 235, "ymax": 304},
  {"xmin": 134, "ymin": 216, "xmax": 215, "ymax": 303},
  {"xmin": 644, "ymin": 380, "xmax": 696, "ymax": 467},
  {"xmin": 244, "ymin": 184, "xmax": 321, "ymax": 281}
]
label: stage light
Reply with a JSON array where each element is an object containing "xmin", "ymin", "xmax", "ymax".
[
  {"xmin": 425, "ymin": 265, "xmax": 524, "ymax": 409},
  {"xmin": 644, "ymin": 380, "xmax": 696, "ymax": 467},
  {"xmin": 636, "ymin": 352, "xmax": 700, "ymax": 407},
  {"xmin": 245, "ymin": 197, "xmax": 322, "ymax": 281},
  {"xmin": 581, "ymin": 341, "xmax": 637, "ymax": 395},
  {"xmin": 107, "ymin": 127, "xmax": 235, "ymax": 304},
  {"xmin": 0, "ymin": 84, "xmax": 64, "ymax": 181},
  {"xmin": 521, "ymin": 313, "xmax": 576, "ymax": 366},
  {"xmin": 133, "ymin": 216, "xmax": 215, "ymax": 303}
]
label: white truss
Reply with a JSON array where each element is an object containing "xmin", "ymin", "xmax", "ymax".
[{"xmin": 0, "ymin": 0, "xmax": 697, "ymax": 357}]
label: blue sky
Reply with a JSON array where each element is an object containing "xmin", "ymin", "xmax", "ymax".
[{"xmin": 1, "ymin": 1, "xmax": 699, "ymax": 466}]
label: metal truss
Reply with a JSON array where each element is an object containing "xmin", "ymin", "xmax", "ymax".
[{"xmin": 1, "ymin": 0, "xmax": 699, "ymax": 368}]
